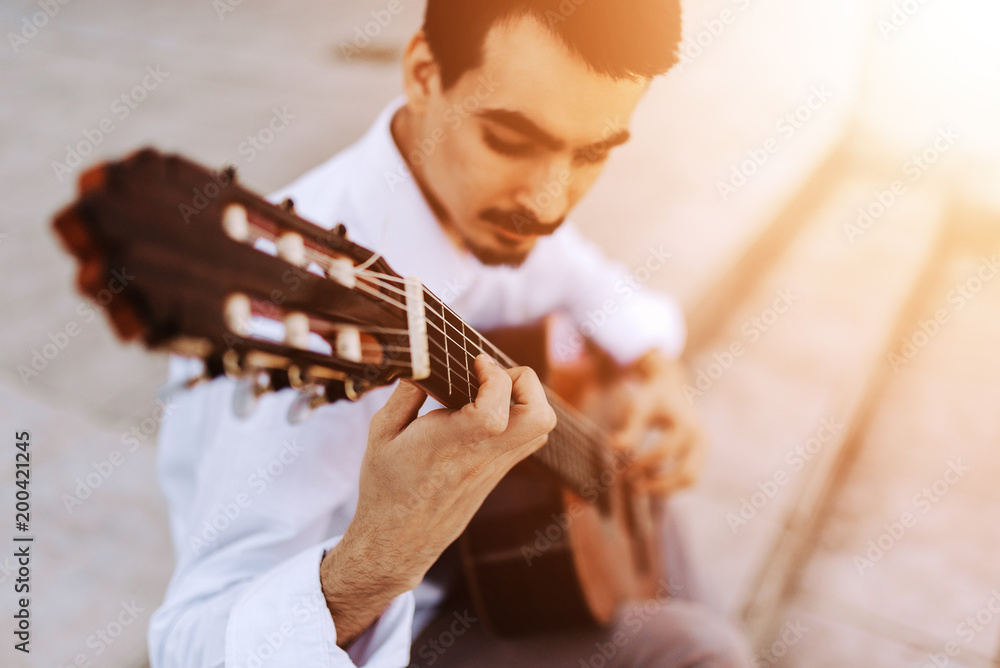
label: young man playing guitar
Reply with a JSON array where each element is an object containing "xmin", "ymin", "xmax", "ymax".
[{"xmin": 147, "ymin": 1, "xmax": 748, "ymax": 665}]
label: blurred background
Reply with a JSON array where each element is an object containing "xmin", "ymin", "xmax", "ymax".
[{"xmin": 1, "ymin": 0, "xmax": 998, "ymax": 666}]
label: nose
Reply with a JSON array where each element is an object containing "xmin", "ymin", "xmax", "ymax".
[{"xmin": 514, "ymin": 162, "xmax": 572, "ymax": 226}]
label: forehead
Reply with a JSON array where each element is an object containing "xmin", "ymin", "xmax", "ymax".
[{"xmin": 453, "ymin": 14, "xmax": 648, "ymax": 146}]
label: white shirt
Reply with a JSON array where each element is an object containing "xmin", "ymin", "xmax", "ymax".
[{"xmin": 147, "ymin": 97, "xmax": 686, "ymax": 668}]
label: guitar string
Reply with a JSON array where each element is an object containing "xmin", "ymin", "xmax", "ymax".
[
  {"xmin": 355, "ymin": 271, "xmax": 610, "ymax": 461},
  {"xmin": 255, "ymin": 233, "xmax": 604, "ymax": 482},
  {"xmin": 310, "ymin": 267, "xmax": 607, "ymax": 479}
]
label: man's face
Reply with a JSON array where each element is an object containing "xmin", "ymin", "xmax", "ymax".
[{"xmin": 405, "ymin": 15, "xmax": 649, "ymax": 266}]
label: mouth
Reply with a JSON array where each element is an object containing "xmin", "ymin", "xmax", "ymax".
[{"xmin": 490, "ymin": 224, "xmax": 536, "ymax": 245}]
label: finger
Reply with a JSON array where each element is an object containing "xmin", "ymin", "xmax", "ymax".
[
  {"xmin": 507, "ymin": 365, "xmax": 546, "ymax": 407},
  {"xmin": 457, "ymin": 354, "xmax": 513, "ymax": 439},
  {"xmin": 630, "ymin": 428, "xmax": 687, "ymax": 472},
  {"xmin": 610, "ymin": 395, "xmax": 659, "ymax": 454},
  {"xmin": 373, "ymin": 380, "xmax": 428, "ymax": 438},
  {"xmin": 635, "ymin": 431, "xmax": 703, "ymax": 495},
  {"xmin": 638, "ymin": 455, "xmax": 700, "ymax": 495},
  {"xmin": 506, "ymin": 366, "xmax": 557, "ymax": 439}
]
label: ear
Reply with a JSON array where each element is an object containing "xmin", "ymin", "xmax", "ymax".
[{"xmin": 401, "ymin": 30, "xmax": 441, "ymax": 117}]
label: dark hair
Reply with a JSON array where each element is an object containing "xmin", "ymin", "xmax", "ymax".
[{"xmin": 423, "ymin": 0, "xmax": 683, "ymax": 90}]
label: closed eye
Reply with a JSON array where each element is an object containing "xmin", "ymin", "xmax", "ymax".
[
  {"xmin": 483, "ymin": 129, "xmax": 535, "ymax": 157},
  {"xmin": 573, "ymin": 148, "xmax": 610, "ymax": 166}
]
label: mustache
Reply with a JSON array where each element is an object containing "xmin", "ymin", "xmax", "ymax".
[{"xmin": 480, "ymin": 208, "xmax": 566, "ymax": 237}]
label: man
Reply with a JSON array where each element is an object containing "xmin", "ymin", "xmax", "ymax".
[{"xmin": 149, "ymin": 0, "xmax": 748, "ymax": 666}]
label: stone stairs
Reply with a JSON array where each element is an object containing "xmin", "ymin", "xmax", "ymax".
[{"xmin": 674, "ymin": 148, "xmax": 1000, "ymax": 665}]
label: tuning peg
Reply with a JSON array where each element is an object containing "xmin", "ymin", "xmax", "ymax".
[
  {"xmin": 287, "ymin": 383, "xmax": 327, "ymax": 423},
  {"xmin": 335, "ymin": 327, "xmax": 363, "ymax": 364},
  {"xmin": 232, "ymin": 366, "xmax": 283, "ymax": 418},
  {"xmin": 222, "ymin": 349, "xmax": 244, "ymax": 379},
  {"xmin": 224, "ymin": 293, "xmax": 252, "ymax": 336},
  {"xmin": 327, "ymin": 257, "xmax": 356, "ymax": 288},
  {"xmin": 232, "ymin": 377, "xmax": 260, "ymax": 417},
  {"xmin": 284, "ymin": 312, "xmax": 310, "ymax": 349},
  {"xmin": 220, "ymin": 165, "xmax": 237, "ymax": 184},
  {"xmin": 276, "ymin": 232, "xmax": 306, "ymax": 266},
  {"xmin": 332, "ymin": 223, "xmax": 347, "ymax": 238},
  {"xmin": 223, "ymin": 204, "xmax": 250, "ymax": 242},
  {"xmin": 280, "ymin": 198, "xmax": 296, "ymax": 214}
]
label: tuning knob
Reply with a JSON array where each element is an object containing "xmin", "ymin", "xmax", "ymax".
[{"xmin": 286, "ymin": 383, "xmax": 327, "ymax": 424}]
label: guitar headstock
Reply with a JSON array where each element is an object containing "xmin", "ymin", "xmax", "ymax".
[{"xmin": 52, "ymin": 148, "xmax": 431, "ymax": 411}]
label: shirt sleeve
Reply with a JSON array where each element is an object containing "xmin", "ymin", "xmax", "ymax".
[
  {"xmin": 224, "ymin": 536, "xmax": 416, "ymax": 668},
  {"xmin": 534, "ymin": 224, "xmax": 687, "ymax": 366},
  {"xmin": 147, "ymin": 366, "xmax": 416, "ymax": 668}
]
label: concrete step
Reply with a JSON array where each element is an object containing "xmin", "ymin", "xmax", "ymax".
[
  {"xmin": 0, "ymin": 388, "xmax": 172, "ymax": 668},
  {"xmin": 771, "ymin": 231, "xmax": 1000, "ymax": 667},
  {"xmin": 671, "ymin": 177, "xmax": 947, "ymax": 637}
]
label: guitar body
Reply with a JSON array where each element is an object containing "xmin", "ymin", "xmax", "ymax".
[
  {"xmin": 460, "ymin": 461, "xmax": 664, "ymax": 636},
  {"xmin": 460, "ymin": 324, "xmax": 666, "ymax": 636}
]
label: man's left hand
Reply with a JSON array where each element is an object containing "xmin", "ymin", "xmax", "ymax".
[{"xmin": 603, "ymin": 350, "xmax": 706, "ymax": 496}]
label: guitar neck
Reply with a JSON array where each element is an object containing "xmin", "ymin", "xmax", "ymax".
[{"xmin": 416, "ymin": 287, "xmax": 611, "ymax": 502}]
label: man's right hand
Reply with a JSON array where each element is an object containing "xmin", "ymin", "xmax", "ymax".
[{"xmin": 320, "ymin": 354, "xmax": 557, "ymax": 648}]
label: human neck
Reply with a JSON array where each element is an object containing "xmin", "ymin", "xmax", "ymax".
[{"xmin": 389, "ymin": 104, "xmax": 467, "ymax": 253}]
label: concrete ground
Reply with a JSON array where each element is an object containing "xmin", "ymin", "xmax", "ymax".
[{"xmin": 1, "ymin": 1, "xmax": 998, "ymax": 666}]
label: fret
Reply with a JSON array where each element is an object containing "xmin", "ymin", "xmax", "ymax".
[
  {"xmin": 418, "ymin": 288, "xmax": 615, "ymax": 502},
  {"xmin": 437, "ymin": 297, "xmax": 453, "ymax": 398},
  {"xmin": 421, "ymin": 293, "xmax": 471, "ymax": 405},
  {"xmin": 461, "ymin": 319, "xmax": 475, "ymax": 399},
  {"xmin": 441, "ymin": 306, "xmax": 475, "ymax": 400}
]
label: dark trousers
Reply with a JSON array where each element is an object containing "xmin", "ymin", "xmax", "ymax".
[{"xmin": 409, "ymin": 503, "xmax": 749, "ymax": 668}]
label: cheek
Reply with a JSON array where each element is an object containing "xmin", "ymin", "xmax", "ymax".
[{"xmin": 432, "ymin": 127, "xmax": 514, "ymax": 212}]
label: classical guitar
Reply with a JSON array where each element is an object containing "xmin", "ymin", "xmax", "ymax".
[{"xmin": 52, "ymin": 148, "xmax": 665, "ymax": 636}]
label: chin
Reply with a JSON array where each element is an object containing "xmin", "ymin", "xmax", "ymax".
[{"xmin": 466, "ymin": 238, "xmax": 536, "ymax": 268}]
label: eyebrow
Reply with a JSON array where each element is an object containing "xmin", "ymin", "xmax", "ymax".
[{"xmin": 477, "ymin": 108, "xmax": 632, "ymax": 155}]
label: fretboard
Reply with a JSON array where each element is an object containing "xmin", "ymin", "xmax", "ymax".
[{"xmin": 417, "ymin": 288, "xmax": 611, "ymax": 500}]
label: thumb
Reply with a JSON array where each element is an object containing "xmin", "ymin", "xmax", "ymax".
[{"xmin": 373, "ymin": 380, "xmax": 428, "ymax": 437}]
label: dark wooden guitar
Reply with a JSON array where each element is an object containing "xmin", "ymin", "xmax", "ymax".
[{"xmin": 52, "ymin": 148, "xmax": 665, "ymax": 637}]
